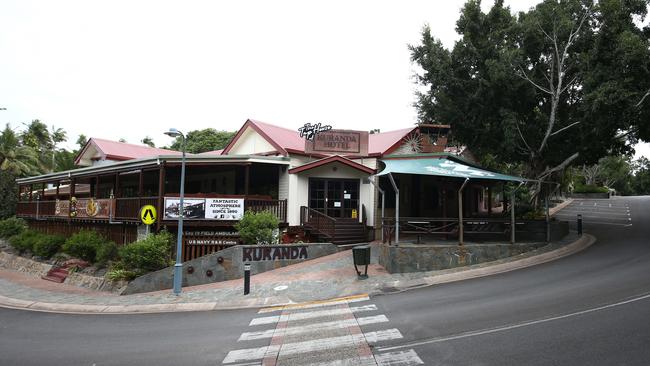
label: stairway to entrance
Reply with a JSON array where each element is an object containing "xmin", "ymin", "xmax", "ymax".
[{"xmin": 300, "ymin": 207, "xmax": 368, "ymax": 245}]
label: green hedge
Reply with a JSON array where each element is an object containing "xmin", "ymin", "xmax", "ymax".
[
  {"xmin": 95, "ymin": 242, "xmax": 119, "ymax": 266},
  {"xmin": 9, "ymin": 230, "xmax": 42, "ymax": 253},
  {"xmin": 62, "ymin": 230, "xmax": 110, "ymax": 263},
  {"xmin": 0, "ymin": 217, "xmax": 27, "ymax": 239},
  {"xmin": 574, "ymin": 184, "xmax": 609, "ymax": 194},
  {"xmin": 33, "ymin": 234, "xmax": 66, "ymax": 259},
  {"xmin": 117, "ymin": 231, "xmax": 173, "ymax": 274}
]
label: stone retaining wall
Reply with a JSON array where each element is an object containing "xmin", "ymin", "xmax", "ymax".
[
  {"xmin": 0, "ymin": 249, "xmax": 126, "ymax": 293},
  {"xmin": 379, "ymin": 242, "xmax": 548, "ymax": 273},
  {"xmin": 123, "ymin": 243, "xmax": 338, "ymax": 295},
  {"xmin": 0, "ymin": 251, "xmax": 52, "ymax": 277}
]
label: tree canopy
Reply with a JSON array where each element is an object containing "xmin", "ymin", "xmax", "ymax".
[
  {"xmin": 410, "ymin": 0, "xmax": 650, "ymax": 185},
  {"xmin": 168, "ymin": 128, "xmax": 236, "ymax": 154}
]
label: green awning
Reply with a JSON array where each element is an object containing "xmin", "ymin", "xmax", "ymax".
[{"xmin": 377, "ymin": 158, "xmax": 525, "ymax": 182}]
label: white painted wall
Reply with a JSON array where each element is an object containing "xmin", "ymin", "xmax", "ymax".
[
  {"xmin": 77, "ymin": 145, "xmax": 102, "ymax": 167},
  {"xmin": 287, "ymin": 162, "xmax": 376, "ymax": 226},
  {"xmin": 228, "ymin": 127, "xmax": 277, "ymax": 155}
]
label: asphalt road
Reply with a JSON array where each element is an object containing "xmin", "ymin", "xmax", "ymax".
[{"xmin": 1, "ymin": 196, "xmax": 648, "ymax": 366}]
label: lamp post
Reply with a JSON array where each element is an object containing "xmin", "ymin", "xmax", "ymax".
[{"xmin": 164, "ymin": 128, "xmax": 186, "ymax": 295}]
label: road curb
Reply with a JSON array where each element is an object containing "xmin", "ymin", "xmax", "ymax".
[{"xmin": 0, "ymin": 234, "xmax": 595, "ymax": 315}]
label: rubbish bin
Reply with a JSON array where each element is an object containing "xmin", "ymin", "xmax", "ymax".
[{"xmin": 352, "ymin": 245, "xmax": 371, "ymax": 279}]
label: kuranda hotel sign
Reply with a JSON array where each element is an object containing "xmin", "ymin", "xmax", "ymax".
[{"xmin": 301, "ymin": 124, "xmax": 369, "ymax": 155}]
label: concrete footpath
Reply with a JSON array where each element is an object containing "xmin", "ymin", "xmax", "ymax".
[{"xmin": 0, "ymin": 231, "xmax": 594, "ymax": 315}]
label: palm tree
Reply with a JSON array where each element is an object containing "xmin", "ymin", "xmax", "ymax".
[
  {"xmin": 0, "ymin": 124, "xmax": 39, "ymax": 177},
  {"xmin": 49, "ymin": 126, "xmax": 67, "ymax": 172}
]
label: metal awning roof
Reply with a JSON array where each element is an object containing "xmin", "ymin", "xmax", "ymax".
[
  {"xmin": 16, "ymin": 154, "xmax": 290, "ymax": 184},
  {"xmin": 376, "ymin": 157, "xmax": 525, "ymax": 182}
]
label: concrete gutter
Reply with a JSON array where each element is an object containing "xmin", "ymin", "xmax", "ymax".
[{"xmin": 0, "ymin": 233, "xmax": 595, "ymax": 315}]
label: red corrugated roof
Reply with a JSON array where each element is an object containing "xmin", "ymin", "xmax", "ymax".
[
  {"xmin": 368, "ymin": 127, "xmax": 416, "ymax": 155},
  {"xmin": 84, "ymin": 138, "xmax": 181, "ymax": 162},
  {"xmin": 223, "ymin": 119, "xmax": 416, "ymax": 157},
  {"xmin": 288, "ymin": 155, "xmax": 376, "ymax": 174},
  {"xmin": 199, "ymin": 149, "xmax": 224, "ymax": 156},
  {"xmin": 248, "ymin": 119, "xmax": 305, "ymax": 152}
]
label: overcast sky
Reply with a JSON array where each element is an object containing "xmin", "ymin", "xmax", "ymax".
[{"xmin": 1, "ymin": 0, "xmax": 648, "ymax": 158}]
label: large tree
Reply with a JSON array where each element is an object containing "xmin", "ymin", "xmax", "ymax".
[
  {"xmin": 169, "ymin": 128, "xmax": 236, "ymax": 154},
  {"xmin": 411, "ymin": 0, "xmax": 650, "ymax": 191}
]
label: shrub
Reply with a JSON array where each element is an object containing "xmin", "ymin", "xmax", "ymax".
[
  {"xmin": 8, "ymin": 230, "xmax": 42, "ymax": 253},
  {"xmin": 0, "ymin": 217, "xmax": 27, "ymax": 239},
  {"xmin": 118, "ymin": 231, "xmax": 173, "ymax": 274},
  {"xmin": 32, "ymin": 234, "xmax": 66, "ymax": 259},
  {"xmin": 95, "ymin": 241, "xmax": 119, "ymax": 267},
  {"xmin": 234, "ymin": 210, "xmax": 279, "ymax": 245},
  {"xmin": 574, "ymin": 184, "xmax": 609, "ymax": 194},
  {"xmin": 62, "ymin": 230, "xmax": 108, "ymax": 263},
  {"xmin": 106, "ymin": 268, "xmax": 137, "ymax": 281}
]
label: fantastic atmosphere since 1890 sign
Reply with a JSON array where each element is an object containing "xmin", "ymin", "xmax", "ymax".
[{"xmin": 163, "ymin": 198, "xmax": 244, "ymax": 220}]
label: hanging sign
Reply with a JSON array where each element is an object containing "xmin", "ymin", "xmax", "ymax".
[
  {"xmin": 305, "ymin": 129, "xmax": 369, "ymax": 155},
  {"xmin": 164, "ymin": 198, "xmax": 206, "ymax": 219},
  {"xmin": 164, "ymin": 197, "xmax": 244, "ymax": 220},
  {"xmin": 205, "ymin": 198, "xmax": 244, "ymax": 220}
]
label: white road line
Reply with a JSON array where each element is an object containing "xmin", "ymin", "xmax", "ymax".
[
  {"xmin": 258, "ymin": 296, "xmax": 370, "ymax": 314},
  {"xmin": 574, "ymin": 221, "xmax": 632, "ymax": 227},
  {"xmin": 223, "ymin": 329, "xmax": 403, "ymax": 364},
  {"xmin": 375, "ymin": 349, "xmax": 425, "ymax": 365},
  {"xmin": 377, "ymin": 292, "xmax": 650, "ymax": 352},
  {"xmin": 249, "ymin": 304, "xmax": 378, "ymax": 326},
  {"xmin": 560, "ymin": 207, "xmax": 631, "ymax": 213},
  {"xmin": 556, "ymin": 212, "xmax": 631, "ymax": 218},
  {"xmin": 238, "ymin": 315, "xmax": 389, "ymax": 341},
  {"xmin": 305, "ymin": 355, "xmax": 377, "ymax": 366},
  {"xmin": 306, "ymin": 349, "xmax": 424, "ymax": 366}
]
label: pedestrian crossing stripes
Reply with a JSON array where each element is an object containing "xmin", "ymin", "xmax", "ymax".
[
  {"xmin": 249, "ymin": 304, "xmax": 378, "ymax": 326},
  {"xmin": 239, "ymin": 315, "xmax": 390, "ymax": 341},
  {"xmin": 223, "ymin": 297, "xmax": 424, "ymax": 365}
]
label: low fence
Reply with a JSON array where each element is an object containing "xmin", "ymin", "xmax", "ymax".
[{"xmin": 381, "ymin": 217, "xmax": 569, "ymax": 243}]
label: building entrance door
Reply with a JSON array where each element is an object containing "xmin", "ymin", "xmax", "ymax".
[{"xmin": 309, "ymin": 178, "xmax": 359, "ymax": 218}]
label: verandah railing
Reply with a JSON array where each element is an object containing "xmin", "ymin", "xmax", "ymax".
[
  {"xmin": 114, "ymin": 197, "xmax": 159, "ymax": 221},
  {"xmin": 300, "ymin": 206, "xmax": 336, "ymax": 239},
  {"xmin": 381, "ymin": 217, "xmax": 512, "ymax": 244},
  {"xmin": 245, "ymin": 199, "xmax": 287, "ymax": 223},
  {"xmin": 17, "ymin": 197, "xmax": 288, "ymax": 223}
]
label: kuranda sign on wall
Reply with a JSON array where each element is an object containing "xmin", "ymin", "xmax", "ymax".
[
  {"xmin": 305, "ymin": 129, "xmax": 369, "ymax": 155},
  {"xmin": 243, "ymin": 246, "xmax": 308, "ymax": 262},
  {"xmin": 164, "ymin": 197, "xmax": 244, "ymax": 220}
]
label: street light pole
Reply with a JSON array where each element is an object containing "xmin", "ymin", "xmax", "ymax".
[{"xmin": 165, "ymin": 128, "xmax": 186, "ymax": 295}]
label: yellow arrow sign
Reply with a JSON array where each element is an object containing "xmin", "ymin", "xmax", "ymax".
[{"xmin": 140, "ymin": 205, "xmax": 157, "ymax": 225}]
